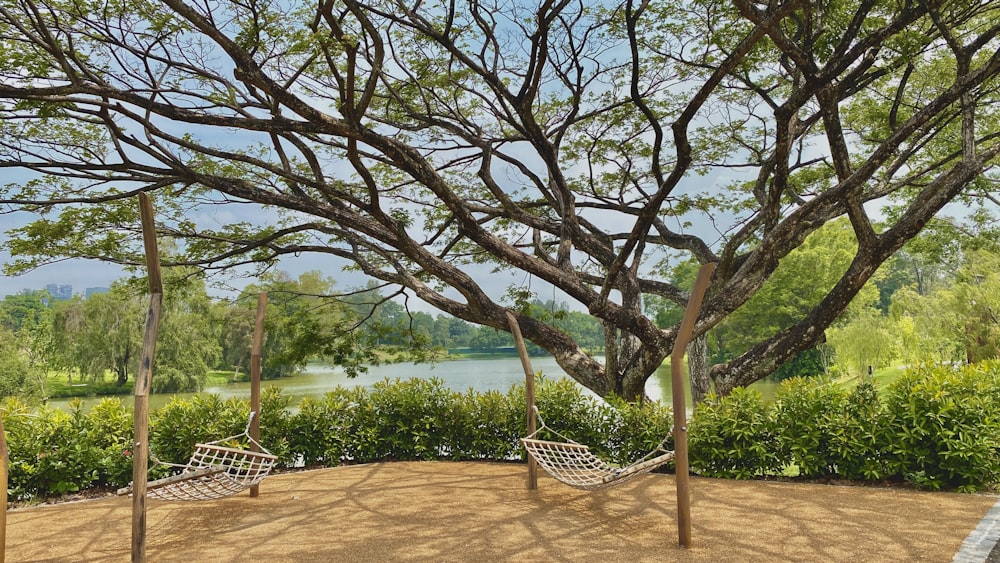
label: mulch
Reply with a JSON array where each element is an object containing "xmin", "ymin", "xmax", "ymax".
[{"xmin": 5, "ymin": 461, "xmax": 996, "ymax": 562}]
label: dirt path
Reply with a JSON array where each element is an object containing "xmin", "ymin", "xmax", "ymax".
[{"xmin": 6, "ymin": 461, "xmax": 996, "ymax": 562}]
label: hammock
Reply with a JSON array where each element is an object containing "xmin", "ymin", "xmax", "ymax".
[
  {"xmin": 119, "ymin": 412, "xmax": 278, "ymax": 501},
  {"xmin": 521, "ymin": 406, "xmax": 675, "ymax": 491}
]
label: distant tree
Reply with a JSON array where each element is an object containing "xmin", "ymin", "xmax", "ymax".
[
  {"xmin": 446, "ymin": 318, "xmax": 474, "ymax": 349},
  {"xmin": 243, "ymin": 271, "xmax": 380, "ymax": 378},
  {"xmin": 826, "ymin": 309, "xmax": 899, "ymax": 378},
  {"xmin": 81, "ymin": 288, "xmax": 144, "ymax": 386},
  {"xmin": 953, "ymin": 250, "xmax": 1000, "ymax": 363},
  {"xmin": 555, "ymin": 311, "xmax": 605, "ymax": 352},
  {"xmin": 150, "ymin": 276, "xmax": 222, "ymax": 393},
  {"xmin": 0, "ymin": 325, "xmax": 42, "ymax": 399},
  {"xmin": 713, "ymin": 219, "xmax": 881, "ymax": 363},
  {"xmin": 887, "ymin": 248, "xmax": 1000, "ymax": 366},
  {"xmin": 47, "ymin": 291, "xmax": 142, "ymax": 386},
  {"xmin": 43, "ymin": 274, "xmax": 221, "ymax": 391},
  {"xmin": 469, "ymin": 326, "xmax": 514, "ymax": 355},
  {"xmin": 429, "ymin": 315, "xmax": 455, "ymax": 348},
  {"xmin": 0, "ymin": 290, "xmax": 50, "ymax": 333},
  {"xmin": 215, "ymin": 301, "xmax": 255, "ymax": 378},
  {"xmin": 1, "ymin": 290, "xmax": 53, "ymax": 393},
  {"xmin": 889, "ymin": 287, "xmax": 964, "ymax": 365},
  {"xmin": 408, "ymin": 311, "xmax": 436, "ymax": 348}
]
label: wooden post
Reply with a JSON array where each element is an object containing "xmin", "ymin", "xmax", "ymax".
[
  {"xmin": 131, "ymin": 192, "xmax": 164, "ymax": 563},
  {"xmin": 1, "ymin": 411, "xmax": 8, "ymax": 562},
  {"xmin": 249, "ymin": 292, "xmax": 267, "ymax": 498},
  {"xmin": 506, "ymin": 312, "xmax": 537, "ymax": 490},
  {"xmin": 670, "ymin": 262, "xmax": 715, "ymax": 549}
]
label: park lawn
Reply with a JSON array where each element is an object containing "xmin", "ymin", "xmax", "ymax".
[
  {"xmin": 41, "ymin": 369, "xmax": 233, "ymax": 399},
  {"xmin": 830, "ymin": 365, "xmax": 907, "ymax": 393}
]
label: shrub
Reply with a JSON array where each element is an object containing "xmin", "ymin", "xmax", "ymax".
[
  {"xmin": 531, "ymin": 376, "xmax": 607, "ymax": 456},
  {"xmin": 447, "ymin": 388, "xmax": 522, "ymax": 461},
  {"xmin": 603, "ymin": 395, "xmax": 674, "ymax": 467},
  {"xmin": 826, "ymin": 381, "xmax": 886, "ymax": 481},
  {"xmin": 355, "ymin": 377, "xmax": 462, "ymax": 461},
  {"xmin": 149, "ymin": 394, "xmax": 262, "ymax": 472},
  {"xmin": 83, "ymin": 397, "xmax": 134, "ymax": 488},
  {"xmin": 258, "ymin": 386, "xmax": 294, "ymax": 462},
  {"xmin": 290, "ymin": 387, "xmax": 361, "ymax": 466},
  {"xmin": 771, "ymin": 378, "xmax": 846, "ymax": 478},
  {"xmin": 769, "ymin": 378, "xmax": 888, "ymax": 480},
  {"xmin": 7, "ymin": 368, "xmax": 1000, "ymax": 500},
  {"xmin": 880, "ymin": 362, "xmax": 1000, "ymax": 491},
  {"xmin": 4, "ymin": 399, "xmax": 101, "ymax": 500},
  {"xmin": 688, "ymin": 387, "xmax": 783, "ymax": 479}
]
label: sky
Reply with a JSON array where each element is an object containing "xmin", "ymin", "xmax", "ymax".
[
  {"xmin": 0, "ymin": 207, "xmax": 561, "ymax": 314},
  {"xmin": 0, "ymin": 209, "xmax": 125, "ymax": 297}
]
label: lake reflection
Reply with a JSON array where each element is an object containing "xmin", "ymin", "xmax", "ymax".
[{"xmin": 52, "ymin": 355, "xmax": 779, "ymax": 411}]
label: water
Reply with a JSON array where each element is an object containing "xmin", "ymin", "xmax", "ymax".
[{"xmin": 50, "ymin": 355, "xmax": 779, "ymax": 411}]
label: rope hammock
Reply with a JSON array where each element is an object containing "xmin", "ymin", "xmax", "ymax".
[
  {"xmin": 521, "ymin": 406, "xmax": 675, "ymax": 491},
  {"xmin": 119, "ymin": 412, "xmax": 277, "ymax": 501}
]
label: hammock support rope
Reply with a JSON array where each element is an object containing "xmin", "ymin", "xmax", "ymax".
[
  {"xmin": 520, "ymin": 406, "xmax": 674, "ymax": 491},
  {"xmin": 119, "ymin": 412, "xmax": 277, "ymax": 502}
]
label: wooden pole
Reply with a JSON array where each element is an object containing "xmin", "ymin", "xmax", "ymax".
[
  {"xmin": 131, "ymin": 192, "xmax": 164, "ymax": 563},
  {"xmin": 670, "ymin": 262, "xmax": 716, "ymax": 549},
  {"xmin": 0, "ymin": 411, "xmax": 8, "ymax": 562},
  {"xmin": 249, "ymin": 292, "xmax": 267, "ymax": 498},
  {"xmin": 506, "ymin": 312, "xmax": 537, "ymax": 490}
]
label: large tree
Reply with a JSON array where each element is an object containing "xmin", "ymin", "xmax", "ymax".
[{"xmin": 1, "ymin": 0, "xmax": 999, "ymax": 401}]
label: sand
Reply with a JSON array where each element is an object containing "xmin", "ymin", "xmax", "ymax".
[{"xmin": 6, "ymin": 461, "xmax": 996, "ymax": 562}]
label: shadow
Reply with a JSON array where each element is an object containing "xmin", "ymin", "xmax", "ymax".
[{"xmin": 4, "ymin": 462, "xmax": 996, "ymax": 562}]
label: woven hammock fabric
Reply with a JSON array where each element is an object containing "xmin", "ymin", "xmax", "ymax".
[
  {"xmin": 521, "ymin": 437, "xmax": 674, "ymax": 491},
  {"xmin": 146, "ymin": 443, "xmax": 278, "ymax": 501}
]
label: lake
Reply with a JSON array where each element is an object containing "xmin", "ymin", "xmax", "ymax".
[{"xmin": 50, "ymin": 355, "xmax": 780, "ymax": 411}]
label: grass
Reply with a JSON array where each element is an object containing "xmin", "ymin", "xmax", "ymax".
[
  {"xmin": 830, "ymin": 365, "xmax": 907, "ymax": 393},
  {"xmin": 41, "ymin": 368, "xmax": 236, "ymax": 399},
  {"xmin": 43, "ymin": 372, "xmax": 133, "ymax": 398}
]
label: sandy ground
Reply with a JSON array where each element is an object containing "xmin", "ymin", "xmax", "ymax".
[{"xmin": 5, "ymin": 461, "xmax": 997, "ymax": 562}]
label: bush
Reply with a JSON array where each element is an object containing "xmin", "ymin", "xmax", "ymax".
[
  {"xmin": 357, "ymin": 377, "xmax": 462, "ymax": 461},
  {"xmin": 290, "ymin": 386, "xmax": 362, "ymax": 466},
  {"xmin": 603, "ymin": 395, "xmax": 674, "ymax": 467},
  {"xmin": 688, "ymin": 387, "xmax": 783, "ymax": 479},
  {"xmin": 149, "ymin": 394, "xmax": 271, "ymax": 473},
  {"xmin": 84, "ymin": 398, "xmax": 135, "ymax": 488},
  {"xmin": 771, "ymin": 378, "xmax": 846, "ymax": 478},
  {"xmin": 447, "ymin": 387, "xmax": 523, "ymax": 461},
  {"xmin": 825, "ymin": 381, "xmax": 886, "ymax": 481},
  {"xmin": 531, "ymin": 376, "xmax": 607, "ymax": 455},
  {"xmin": 880, "ymin": 362, "xmax": 1000, "ymax": 491},
  {"xmin": 258, "ymin": 386, "xmax": 294, "ymax": 461},
  {"xmin": 3, "ymin": 397, "xmax": 133, "ymax": 500},
  {"xmin": 6, "ymin": 368, "xmax": 1000, "ymax": 500},
  {"xmin": 769, "ymin": 378, "xmax": 886, "ymax": 480}
]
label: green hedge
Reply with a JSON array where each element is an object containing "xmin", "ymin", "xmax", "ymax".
[
  {"xmin": 4, "ymin": 398, "xmax": 134, "ymax": 499},
  {"xmin": 879, "ymin": 363, "xmax": 1000, "ymax": 491},
  {"xmin": 4, "ymin": 363, "xmax": 1000, "ymax": 501},
  {"xmin": 690, "ymin": 361, "xmax": 1000, "ymax": 492},
  {"xmin": 1, "ymin": 376, "xmax": 673, "ymax": 501}
]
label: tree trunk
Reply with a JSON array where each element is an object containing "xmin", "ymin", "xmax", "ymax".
[{"xmin": 687, "ymin": 335, "xmax": 711, "ymax": 404}]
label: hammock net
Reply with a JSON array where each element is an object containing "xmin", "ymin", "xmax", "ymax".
[
  {"xmin": 146, "ymin": 442, "xmax": 278, "ymax": 501},
  {"xmin": 120, "ymin": 412, "xmax": 278, "ymax": 501},
  {"xmin": 521, "ymin": 407, "xmax": 674, "ymax": 491}
]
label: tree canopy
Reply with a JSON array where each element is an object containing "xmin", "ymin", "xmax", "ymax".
[{"xmin": 1, "ymin": 0, "xmax": 999, "ymax": 400}]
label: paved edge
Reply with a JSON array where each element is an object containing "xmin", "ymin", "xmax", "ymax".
[{"xmin": 954, "ymin": 497, "xmax": 1000, "ymax": 563}]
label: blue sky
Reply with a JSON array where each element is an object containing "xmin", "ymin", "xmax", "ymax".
[
  {"xmin": 0, "ymin": 207, "xmax": 556, "ymax": 313},
  {"xmin": 0, "ymin": 208, "xmax": 125, "ymax": 297}
]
